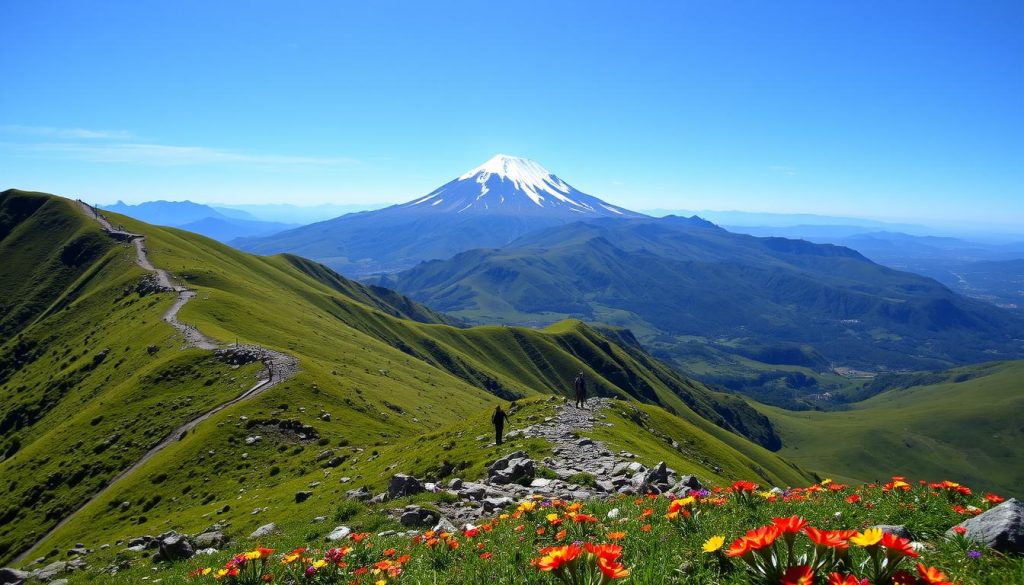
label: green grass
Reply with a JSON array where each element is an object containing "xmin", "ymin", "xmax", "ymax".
[{"xmin": 756, "ymin": 361, "xmax": 1024, "ymax": 494}]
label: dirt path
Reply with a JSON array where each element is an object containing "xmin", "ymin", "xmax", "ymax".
[{"xmin": 13, "ymin": 202, "xmax": 300, "ymax": 563}]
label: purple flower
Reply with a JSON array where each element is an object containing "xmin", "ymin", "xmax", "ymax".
[{"xmin": 968, "ymin": 550, "xmax": 982, "ymax": 559}]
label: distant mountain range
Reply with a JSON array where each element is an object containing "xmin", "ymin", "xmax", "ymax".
[
  {"xmin": 376, "ymin": 216, "xmax": 1024, "ymax": 374},
  {"xmin": 99, "ymin": 200, "xmax": 297, "ymax": 242},
  {"xmin": 234, "ymin": 154, "xmax": 646, "ymax": 275}
]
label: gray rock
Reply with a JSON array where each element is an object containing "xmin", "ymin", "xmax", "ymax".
[
  {"xmin": 370, "ymin": 492, "xmax": 389, "ymax": 504},
  {"xmin": 530, "ymin": 478, "xmax": 553, "ymax": 488},
  {"xmin": 0, "ymin": 568, "xmax": 29, "ymax": 585},
  {"xmin": 326, "ymin": 526, "xmax": 352, "ymax": 541},
  {"xmin": 154, "ymin": 532, "xmax": 194, "ymax": 562},
  {"xmin": 432, "ymin": 517, "xmax": 458, "ymax": 534},
  {"xmin": 487, "ymin": 451, "xmax": 535, "ymax": 485},
  {"xmin": 316, "ymin": 450, "xmax": 334, "ymax": 462},
  {"xmin": 127, "ymin": 536, "xmax": 151, "ymax": 548},
  {"xmin": 449, "ymin": 478, "xmax": 464, "ymax": 489},
  {"xmin": 311, "ymin": 516, "xmax": 327, "ymax": 524},
  {"xmin": 399, "ymin": 506, "xmax": 439, "ymax": 527},
  {"xmin": 676, "ymin": 475, "xmax": 703, "ymax": 492},
  {"xmin": 873, "ymin": 525, "xmax": 914, "ymax": 541},
  {"xmin": 345, "ymin": 487, "xmax": 371, "ymax": 501},
  {"xmin": 947, "ymin": 498, "xmax": 1024, "ymax": 553},
  {"xmin": 249, "ymin": 523, "xmax": 277, "ymax": 539},
  {"xmin": 458, "ymin": 484, "xmax": 487, "ymax": 500},
  {"xmin": 124, "ymin": 545, "xmax": 146, "ymax": 553},
  {"xmin": 324, "ymin": 456, "xmax": 345, "ymax": 468},
  {"xmin": 31, "ymin": 561, "xmax": 68, "ymax": 581},
  {"xmin": 50, "ymin": 580, "xmax": 69, "ymax": 585},
  {"xmin": 483, "ymin": 497, "xmax": 514, "ymax": 513},
  {"xmin": 295, "ymin": 491, "xmax": 313, "ymax": 503},
  {"xmin": 388, "ymin": 474, "xmax": 424, "ymax": 498},
  {"xmin": 193, "ymin": 531, "xmax": 227, "ymax": 549}
]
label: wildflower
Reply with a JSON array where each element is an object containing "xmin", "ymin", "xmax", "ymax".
[
  {"xmin": 967, "ymin": 550, "xmax": 982, "ymax": 559},
  {"xmin": 607, "ymin": 531, "xmax": 626, "ymax": 541},
  {"xmin": 702, "ymin": 535, "xmax": 725, "ymax": 553},
  {"xmin": 780, "ymin": 565, "xmax": 814, "ymax": 585},
  {"xmin": 828, "ymin": 573, "xmax": 868, "ymax": 585},
  {"xmin": 772, "ymin": 515, "xmax": 809, "ymax": 534},
  {"xmin": 850, "ymin": 528, "xmax": 884, "ymax": 547},
  {"xmin": 916, "ymin": 563, "xmax": 954, "ymax": 585},
  {"xmin": 983, "ymin": 492, "xmax": 1005, "ymax": 505},
  {"xmin": 480, "ymin": 552, "xmax": 493, "ymax": 559},
  {"xmin": 845, "ymin": 494, "xmax": 861, "ymax": 504},
  {"xmin": 597, "ymin": 555, "xmax": 630, "ymax": 579},
  {"xmin": 880, "ymin": 532, "xmax": 919, "ymax": 559},
  {"xmin": 804, "ymin": 527, "xmax": 850, "ymax": 550},
  {"xmin": 556, "ymin": 529, "xmax": 567, "ymax": 541},
  {"xmin": 641, "ymin": 523, "xmax": 652, "ymax": 532},
  {"xmin": 535, "ymin": 544, "xmax": 582, "ymax": 571},
  {"xmin": 952, "ymin": 526, "xmax": 967, "ymax": 535}
]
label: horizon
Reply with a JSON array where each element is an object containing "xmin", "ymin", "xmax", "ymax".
[{"xmin": 2, "ymin": 1, "xmax": 1022, "ymax": 228}]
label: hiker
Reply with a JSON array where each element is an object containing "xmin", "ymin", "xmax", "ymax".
[
  {"xmin": 574, "ymin": 371, "xmax": 587, "ymax": 408},
  {"xmin": 491, "ymin": 404, "xmax": 510, "ymax": 445}
]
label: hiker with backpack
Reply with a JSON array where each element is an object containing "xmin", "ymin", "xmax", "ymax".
[
  {"xmin": 491, "ymin": 404, "xmax": 510, "ymax": 445},
  {"xmin": 574, "ymin": 371, "xmax": 587, "ymax": 408}
]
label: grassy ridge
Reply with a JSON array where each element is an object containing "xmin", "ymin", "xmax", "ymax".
[
  {"xmin": 757, "ymin": 361, "xmax": 1024, "ymax": 494},
  {"xmin": 1, "ymin": 192, "xmax": 810, "ymax": 565}
]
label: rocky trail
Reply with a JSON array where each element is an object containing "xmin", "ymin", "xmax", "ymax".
[
  {"xmin": 370, "ymin": 398, "xmax": 704, "ymax": 530},
  {"xmin": 10, "ymin": 203, "xmax": 301, "ymax": 565}
]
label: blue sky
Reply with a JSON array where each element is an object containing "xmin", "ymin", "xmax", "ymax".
[{"xmin": 1, "ymin": 1, "xmax": 1021, "ymax": 228}]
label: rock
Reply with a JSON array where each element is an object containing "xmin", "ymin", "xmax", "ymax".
[
  {"xmin": 530, "ymin": 478, "xmax": 553, "ymax": 488},
  {"xmin": 458, "ymin": 484, "xmax": 487, "ymax": 501},
  {"xmin": 316, "ymin": 450, "xmax": 333, "ymax": 462},
  {"xmin": 30, "ymin": 561, "xmax": 69, "ymax": 581},
  {"xmin": 339, "ymin": 476, "xmax": 352, "ymax": 484},
  {"xmin": 50, "ymin": 580, "xmax": 69, "ymax": 585},
  {"xmin": 295, "ymin": 491, "xmax": 313, "ymax": 503},
  {"xmin": 873, "ymin": 525, "xmax": 914, "ymax": 541},
  {"xmin": 216, "ymin": 505, "xmax": 230, "ymax": 514},
  {"xmin": 193, "ymin": 531, "xmax": 227, "ymax": 549},
  {"xmin": 66, "ymin": 546, "xmax": 88, "ymax": 557},
  {"xmin": 127, "ymin": 536, "xmax": 151, "ymax": 548},
  {"xmin": 487, "ymin": 451, "xmax": 535, "ymax": 485},
  {"xmin": 244, "ymin": 436, "xmax": 261, "ymax": 445},
  {"xmin": 947, "ymin": 498, "xmax": 1024, "ymax": 553},
  {"xmin": 346, "ymin": 486, "xmax": 371, "ymax": 501},
  {"xmin": 370, "ymin": 492, "xmax": 389, "ymax": 504},
  {"xmin": 119, "ymin": 501, "xmax": 131, "ymax": 511},
  {"xmin": 399, "ymin": 506, "xmax": 440, "ymax": 527},
  {"xmin": 196, "ymin": 548, "xmax": 219, "ymax": 556},
  {"xmin": 432, "ymin": 517, "xmax": 458, "ymax": 534},
  {"xmin": 324, "ymin": 456, "xmax": 345, "ymax": 468},
  {"xmin": 596, "ymin": 480, "xmax": 616, "ymax": 493},
  {"xmin": 326, "ymin": 526, "xmax": 352, "ymax": 541},
  {"xmin": 483, "ymin": 497, "xmax": 514, "ymax": 513},
  {"xmin": 0, "ymin": 568, "xmax": 29, "ymax": 585},
  {"xmin": 576, "ymin": 438, "xmax": 595, "ymax": 447},
  {"xmin": 388, "ymin": 474, "xmax": 425, "ymax": 498},
  {"xmin": 606, "ymin": 508, "xmax": 620, "ymax": 519},
  {"xmin": 124, "ymin": 545, "xmax": 146, "ymax": 553},
  {"xmin": 249, "ymin": 523, "xmax": 277, "ymax": 539},
  {"xmin": 153, "ymin": 532, "xmax": 194, "ymax": 562},
  {"xmin": 311, "ymin": 516, "xmax": 327, "ymax": 524},
  {"xmin": 676, "ymin": 475, "xmax": 703, "ymax": 492}
]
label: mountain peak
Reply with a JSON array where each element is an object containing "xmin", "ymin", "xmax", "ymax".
[{"xmin": 456, "ymin": 154, "xmax": 572, "ymax": 207}]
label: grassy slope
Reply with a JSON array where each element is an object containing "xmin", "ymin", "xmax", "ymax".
[
  {"xmin": 1, "ymin": 192, "xmax": 811, "ymax": 566},
  {"xmin": 757, "ymin": 361, "xmax": 1024, "ymax": 494}
]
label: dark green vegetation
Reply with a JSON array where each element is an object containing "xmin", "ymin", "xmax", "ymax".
[
  {"xmin": 380, "ymin": 217, "xmax": 1024, "ymax": 401},
  {"xmin": 0, "ymin": 190, "xmax": 809, "ymax": 565},
  {"xmin": 757, "ymin": 360, "xmax": 1024, "ymax": 494}
]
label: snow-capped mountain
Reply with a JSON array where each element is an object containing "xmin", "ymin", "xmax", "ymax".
[
  {"xmin": 235, "ymin": 155, "xmax": 645, "ymax": 275},
  {"xmin": 400, "ymin": 154, "xmax": 641, "ymax": 218}
]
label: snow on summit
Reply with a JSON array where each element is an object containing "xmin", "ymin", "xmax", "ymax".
[{"xmin": 404, "ymin": 154, "xmax": 642, "ymax": 218}]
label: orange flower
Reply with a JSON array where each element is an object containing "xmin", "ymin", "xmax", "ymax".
[
  {"xmin": 880, "ymin": 532, "xmax": 919, "ymax": 558},
  {"xmin": 641, "ymin": 524, "xmax": 652, "ymax": 533},
  {"xmin": 984, "ymin": 492, "xmax": 1005, "ymax": 505},
  {"xmin": 772, "ymin": 515, "xmax": 809, "ymax": 534},
  {"xmin": 725, "ymin": 537, "xmax": 753, "ymax": 558},
  {"xmin": 535, "ymin": 544, "xmax": 582, "ymax": 571},
  {"xmin": 555, "ymin": 529, "xmax": 567, "ymax": 541},
  {"xmin": 780, "ymin": 565, "xmax": 814, "ymax": 585},
  {"xmin": 596, "ymin": 556, "xmax": 630, "ymax": 579},
  {"xmin": 845, "ymin": 494, "xmax": 861, "ymax": 504},
  {"xmin": 916, "ymin": 563, "xmax": 953, "ymax": 585},
  {"xmin": 585, "ymin": 543, "xmax": 623, "ymax": 560},
  {"xmin": 607, "ymin": 531, "xmax": 627, "ymax": 541},
  {"xmin": 742, "ymin": 524, "xmax": 781, "ymax": 550},
  {"xmin": 804, "ymin": 527, "xmax": 850, "ymax": 550}
]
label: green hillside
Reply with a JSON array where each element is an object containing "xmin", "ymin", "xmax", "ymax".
[
  {"xmin": 0, "ymin": 190, "xmax": 810, "ymax": 566},
  {"xmin": 756, "ymin": 360, "xmax": 1024, "ymax": 494},
  {"xmin": 381, "ymin": 216, "xmax": 1024, "ymax": 403}
]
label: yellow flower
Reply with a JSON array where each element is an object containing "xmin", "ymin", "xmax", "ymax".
[
  {"xmin": 312, "ymin": 559, "xmax": 328, "ymax": 569},
  {"xmin": 547, "ymin": 513, "xmax": 560, "ymax": 523},
  {"xmin": 851, "ymin": 528, "xmax": 884, "ymax": 547},
  {"xmin": 376, "ymin": 580, "xmax": 387, "ymax": 585},
  {"xmin": 518, "ymin": 501, "xmax": 537, "ymax": 513},
  {"xmin": 702, "ymin": 535, "xmax": 726, "ymax": 553},
  {"xmin": 243, "ymin": 550, "xmax": 262, "ymax": 561},
  {"xmin": 821, "ymin": 478, "xmax": 833, "ymax": 486}
]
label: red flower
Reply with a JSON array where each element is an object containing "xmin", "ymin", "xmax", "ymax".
[
  {"xmin": 780, "ymin": 565, "xmax": 814, "ymax": 585},
  {"xmin": 597, "ymin": 556, "xmax": 630, "ymax": 579},
  {"xmin": 880, "ymin": 532, "xmax": 919, "ymax": 558},
  {"xmin": 828, "ymin": 573, "xmax": 868, "ymax": 585},
  {"xmin": 772, "ymin": 515, "xmax": 809, "ymax": 534},
  {"xmin": 804, "ymin": 527, "xmax": 850, "ymax": 550}
]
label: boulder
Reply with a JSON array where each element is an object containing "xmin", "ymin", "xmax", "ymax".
[
  {"xmin": 483, "ymin": 497, "xmax": 514, "ymax": 513},
  {"xmin": 249, "ymin": 523, "xmax": 277, "ymax": 539},
  {"xmin": 675, "ymin": 475, "xmax": 703, "ymax": 492},
  {"xmin": 487, "ymin": 451, "xmax": 535, "ymax": 485},
  {"xmin": 432, "ymin": 517, "xmax": 458, "ymax": 534},
  {"xmin": 345, "ymin": 487, "xmax": 371, "ymax": 501},
  {"xmin": 399, "ymin": 506, "xmax": 440, "ymax": 527},
  {"xmin": 388, "ymin": 474, "xmax": 424, "ymax": 499},
  {"xmin": 323, "ymin": 456, "xmax": 345, "ymax": 468},
  {"xmin": 947, "ymin": 498, "xmax": 1024, "ymax": 553},
  {"xmin": 154, "ymin": 532, "xmax": 195, "ymax": 562},
  {"xmin": 193, "ymin": 531, "xmax": 227, "ymax": 550},
  {"xmin": 326, "ymin": 526, "xmax": 352, "ymax": 541},
  {"xmin": 873, "ymin": 525, "xmax": 914, "ymax": 541},
  {"xmin": 0, "ymin": 568, "xmax": 29, "ymax": 585},
  {"xmin": 295, "ymin": 491, "xmax": 313, "ymax": 503},
  {"xmin": 30, "ymin": 561, "xmax": 68, "ymax": 581}
]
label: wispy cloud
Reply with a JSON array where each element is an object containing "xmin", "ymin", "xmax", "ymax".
[
  {"xmin": 4, "ymin": 141, "xmax": 362, "ymax": 167},
  {"xmin": 768, "ymin": 165, "xmax": 797, "ymax": 176},
  {"xmin": 1, "ymin": 124, "xmax": 136, "ymax": 140}
]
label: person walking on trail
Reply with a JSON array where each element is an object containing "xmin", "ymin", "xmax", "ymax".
[
  {"xmin": 574, "ymin": 371, "xmax": 587, "ymax": 408},
  {"xmin": 491, "ymin": 404, "xmax": 510, "ymax": 445}
]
